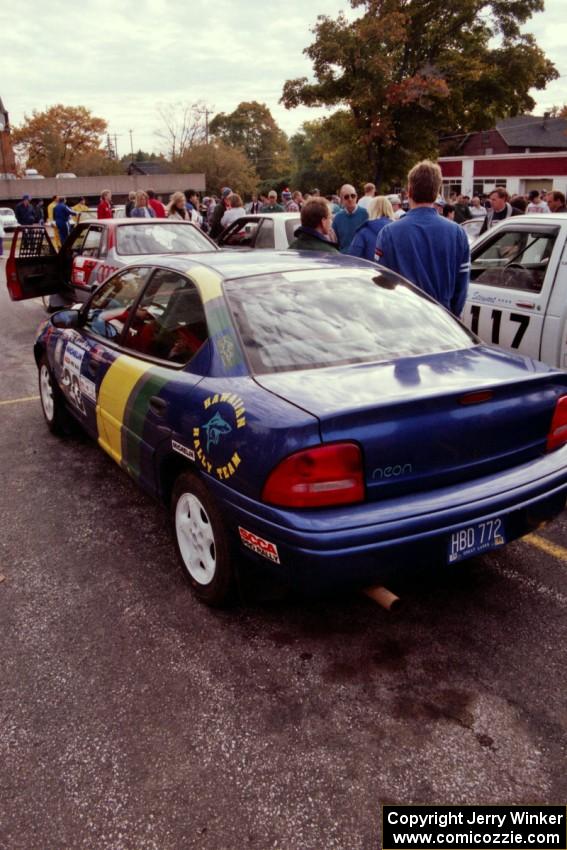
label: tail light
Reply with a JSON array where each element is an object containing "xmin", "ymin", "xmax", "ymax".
[
  {"xmin": 5, "ymin": 256, "xmax": 23, "ymax": 301},
  {"xmin": 547, "ymin": 396, "xmax": 567, "ymax": 451},
  {"xmin": 262, "ymin": 442, "xmax": 364, "ymax": 508}
]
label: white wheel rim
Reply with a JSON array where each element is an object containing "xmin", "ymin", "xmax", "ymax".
[
  {"xmin": 175, "ymin": 493, "xmax": 216, "ymax": 585},
  {"xmin": 39, "ymin": 365, "xmax": 55, "ymax": 421}
]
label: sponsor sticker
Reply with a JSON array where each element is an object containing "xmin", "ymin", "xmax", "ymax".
[
  {"xmin": 217, "ymin": 333, "xmax": 237, "ymax": 368},
  {"xmin": 79, "ymin": 376, "xmax": 96, "ymax": 403},
  {"xmin": 172, "ymin": 440, "xmax": 196, "ymax": 461},
  {"xmin": 238, "ymin": 527, "xmax": 280, "ymax": 564},
  {"xmin": 61, "ymin": 341, "xmax": 87, "ymax": 414}
]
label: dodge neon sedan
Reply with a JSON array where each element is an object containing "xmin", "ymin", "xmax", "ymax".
[{"xmin": 9, "ymin": 251, "xmax": 567, "ymax": 606}]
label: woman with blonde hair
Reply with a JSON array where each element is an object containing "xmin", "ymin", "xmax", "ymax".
[
  {"xmin": 347, "ymin": 195, "xmax": 395, "ymax": 261},
  {"xmin": 167, "ymin": 191, "xmax": 189, "ymax": 220},
  {"xmin": 130, "ymin": 190, "xmax": 155, "ymax": 218}
]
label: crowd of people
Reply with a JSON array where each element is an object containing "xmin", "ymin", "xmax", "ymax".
[{"xmin": 7, "ymin": 170, "xmax": 567, "ymax": 322}]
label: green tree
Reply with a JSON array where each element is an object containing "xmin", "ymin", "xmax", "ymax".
[
  {"xmin": 281, "ymin": 0, "xmax": 558, "ymax": 187},
  {"xmin": 290, "ymin": 112, "xmax": 371, "ymax": 193},
  {"xmin": 12, "ymin": 104, "xmax": 107, "ymax": 176},
  {"xmin": 177, "ymin": 141, "xmax": 258, "ymax": 197},
  {"xmin": 209, "ymin": 102, "xmax": 292, "ymax": 184}
]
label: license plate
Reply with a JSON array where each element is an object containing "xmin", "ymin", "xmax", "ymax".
[{"xmin": 447, "ymin": 517, "xmax": 506, "ymax": 563}]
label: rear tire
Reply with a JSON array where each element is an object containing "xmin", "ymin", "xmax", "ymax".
[
  {"xmin": 38, "ymin": 354, "xmax": 71, "ymax": 435},
  {"xmin": 172, "ymin": 472, "xmax": 235, "ymax": 607}
]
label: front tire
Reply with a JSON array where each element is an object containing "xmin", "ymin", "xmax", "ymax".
[
  {"xmin": 172, "ymin": 472, "xmax": 234, "ymax": 606},
  {"xmin": 38, "ymin": 354, "xmax": 71, "ymax": 435}
]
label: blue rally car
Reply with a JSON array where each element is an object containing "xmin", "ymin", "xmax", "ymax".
[{"xmin": 8, "ymin": 248, "xmax": 567, "ymax": 605}]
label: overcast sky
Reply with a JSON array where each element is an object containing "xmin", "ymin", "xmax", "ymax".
[{"xmin": 2, "ymin": 0, "xmax": 566, "ymax": 158}]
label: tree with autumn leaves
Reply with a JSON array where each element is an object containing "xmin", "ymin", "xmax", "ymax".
[
  {"xmin": 282, "ymin": 0, "xmax": 558, "ymax": 188},
  {"xmin": 12, "ymin": 104, "xmax": 114, "ymax": 176}
]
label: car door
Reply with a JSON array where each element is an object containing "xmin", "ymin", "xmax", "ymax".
[
  {"xmin": 97, "ymin": 267, "xmax": 210, "ymax": 494},
  {"xmin": 50, "ymin": 266, "xmax": 154, "ymax": 441},
  {"xmin": 463, "ymin": 222, "xmax": 562, "ymax": 361},
  {"xmin": 6, "ymin": 226, "xmax": 64, "ymax": 301}
]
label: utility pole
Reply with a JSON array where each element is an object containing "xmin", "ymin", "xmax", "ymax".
[
  {"xmin": 113, "ymin": 133, "xmax": 119, "ymax": 159},
  {"xmin": 197, "ymin": 105, "xmax": 214, "ymax": 145},
  {"xmin": 129, "ymin": 129, "xmax": 134, "ymax": 157}
]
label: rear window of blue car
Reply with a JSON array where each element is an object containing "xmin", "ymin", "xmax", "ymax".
[{"xmin": 224, "ymin": 267, "xmax": 475, "ymax": 374}]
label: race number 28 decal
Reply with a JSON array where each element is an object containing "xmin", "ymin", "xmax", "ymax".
[{"xmin": 469, "ymin": 305, "xmax": 530, "ymax": 349}]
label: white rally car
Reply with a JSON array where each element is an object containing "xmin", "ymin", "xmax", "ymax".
[{"xmin": 462, "ymin": 213, "xmax": 567, "ymax": 369}]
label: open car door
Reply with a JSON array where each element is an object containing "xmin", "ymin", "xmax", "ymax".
[
  {"xmin": 6, "ymin": 226, "xmax": 67, "ymax": 301},
  {"xmin": 217, "ymin": 217, "xmax": 261, "ymax": 248}
]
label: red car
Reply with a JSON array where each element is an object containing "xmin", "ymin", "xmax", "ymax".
[{"xmin": 6, "ymin": 219, "xmax": 219, "ymax": 305}]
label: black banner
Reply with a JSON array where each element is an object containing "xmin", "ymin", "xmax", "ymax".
[{"xmin": 382, "ymin": 805, "xmax": 567, "ymax": 850}]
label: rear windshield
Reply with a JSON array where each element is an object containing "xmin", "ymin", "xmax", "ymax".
[
  {"xmin": 115, "ymin": 223, "xmax": 215, "ymax": 256},
  {"xmin": 224, "ymin": 268, "xmax": 475, "ymax": 374}
]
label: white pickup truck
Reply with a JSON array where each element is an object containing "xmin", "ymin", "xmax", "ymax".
[{"xmin": 463, "ymin": 213, "xmax": 567, "ymax": 369}]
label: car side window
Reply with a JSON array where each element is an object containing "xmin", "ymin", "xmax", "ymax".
[
  {"xmin": 285, "ymin": 218, "xmax": 301, "ymax": 246},
  {"xmin": 67, "ymin": 226, "xmax": 90, "ymax": 257},
  {"xmin": 81, "ymin": 226, "xmax": 104, "ymax": 258},
  {"xmin": 123, "ymin": 269, "xmax": 208, "ymax": 365},
  {"xmin": 15, "ymin": 227, "xmax": 56, "ymax": 258},
  {"xmin": 471, "ymin": 228, "xmax": 558, "ymax": 293},
  {"xmin": 254, "ymin": 219, "xmax": 275, "ymax": 249},
  {"xmin": 83, "ymin": 267, "xmax": 152, "ymax": 340},
  {"xmin": 221, "ymin": 220, "xmax": 259, "ymax": 247}
]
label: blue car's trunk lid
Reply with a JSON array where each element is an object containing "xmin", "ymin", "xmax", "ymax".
[{"xmin": 254, "ymin": 346, "xmax": 567, "ymax": 499}]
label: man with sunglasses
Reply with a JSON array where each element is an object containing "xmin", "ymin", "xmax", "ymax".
[{"xmin": 332, "ymin": 184, "xmax": 368, "ymax": 252}]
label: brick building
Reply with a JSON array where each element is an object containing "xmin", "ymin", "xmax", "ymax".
[
  {"xmin": 0, "ymin": 96, "xmax": 17, "ymax": 177},
  {"xmin": 439, "ymin": 115, "xmax": 567, "ymax": 198}
]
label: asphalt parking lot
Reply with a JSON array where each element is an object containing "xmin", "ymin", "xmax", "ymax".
[{"xmin": 1, "ymin": 256, "xmax": 566, "ymax": 850}]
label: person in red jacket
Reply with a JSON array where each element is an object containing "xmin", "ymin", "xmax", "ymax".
[
  {"xmin": 147, "ymin": 190, "xmax": 166, "ymax": 218},
  {"xmin": 97, "ymin": 190, "xmax": 113, "ymax": 219}
]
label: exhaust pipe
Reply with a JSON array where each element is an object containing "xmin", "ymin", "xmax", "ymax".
[{"xmin": 364, "ymin": 584, "xmax": 401, "ymax": 612}]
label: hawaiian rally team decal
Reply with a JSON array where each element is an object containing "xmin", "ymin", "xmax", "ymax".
[{"xmin": 193, "ymin": 392, "xmax": 246, "ymax": 480}]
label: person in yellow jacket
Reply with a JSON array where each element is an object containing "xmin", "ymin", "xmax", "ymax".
[
  {"xmin": 47, "ymin": 194, "xmax": 61, "ymax": 250},
  {"xmin": 72, "ymin": 196, "xmax": 90, "ymax": 226},
  {"xmin": 72, "ymin": 196, "xmax": 89, "ymax": 212}
]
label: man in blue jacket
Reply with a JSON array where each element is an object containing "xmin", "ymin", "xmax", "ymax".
[
  {"xmin": 375, "ymin": 160, "xmax": 470, "ymax": 317},
  {"xmin": 332, "ymin": 184, "xmax": 368, "ymax": 252},
  {"xmin": 53, "ymin": 197, "xmax": 77, "ymax": 244},
  {"xmin": 15, "ymin": 194, "xmax": 36, "ymax": 225}
]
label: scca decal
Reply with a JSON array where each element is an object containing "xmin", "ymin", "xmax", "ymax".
[
  {"xmin": 238, "ymin": 527, "xmax": 280, "ymax": 564},
  {"xmin": 193, "ymin": 393, "xmax": 246, "ymax": 480}
]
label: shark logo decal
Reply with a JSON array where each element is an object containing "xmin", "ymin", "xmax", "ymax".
[{"xmin": 202, "ymin": 410, "xmax": 232, "ymax": 452}]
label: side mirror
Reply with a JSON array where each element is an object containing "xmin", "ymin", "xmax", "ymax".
[{"xmin": 51, "ymin": 309, "xmax": 81, "ymax": 329}]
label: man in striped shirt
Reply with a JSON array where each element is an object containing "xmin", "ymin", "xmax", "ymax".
[{"xmin": 375, "ymin": 160, "xmax": 470, "ymax": 317}]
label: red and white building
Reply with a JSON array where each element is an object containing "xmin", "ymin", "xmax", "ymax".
[{"xmin": 439, "ymin": 115, "xmax": 567, "ymax": 198}]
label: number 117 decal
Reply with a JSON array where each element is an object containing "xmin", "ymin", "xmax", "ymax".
[{"xmin": 470, "ymin": 305, "xmax": 530, "ymax": 348}]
